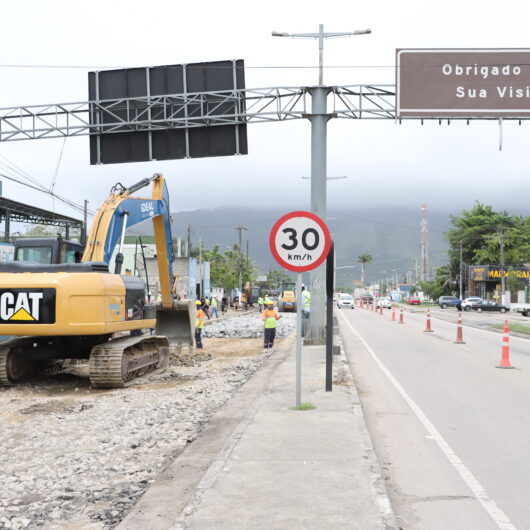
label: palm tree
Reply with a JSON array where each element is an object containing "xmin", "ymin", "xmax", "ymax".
[{"xmin": 357, "ymin": 253, "xmax": 373, "ymax": 285}]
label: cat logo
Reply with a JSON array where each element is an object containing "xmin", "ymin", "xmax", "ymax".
[{"xmin": 0, "ymin": 289, "xmax": 56, "ymax": 324}]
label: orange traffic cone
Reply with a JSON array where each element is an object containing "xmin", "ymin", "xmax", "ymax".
[
  {"xmin": 497, "ymin": 320, "xmax": 514, "ymax": 369},
  {"xmin": 454, "ymin": 312, "xmax": 465, "ymax": 344},
  {"xmin": 391, "ymin": 308, "xmax": 396, "ymax": 321},
  {"xmin": 424, "ymin": 310, "xmax": 433, "ymax": 332},
  {"xmin": 398, "ymin": 308, "xmax": 404, "ymax": 324}
]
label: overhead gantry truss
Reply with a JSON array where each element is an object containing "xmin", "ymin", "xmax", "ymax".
[
  {"xmin": 1, "ymin": 83, "xmax": 528, "ymax": 143},
  {"xmin": 0, "ymin": 85, "xmax": 397, "ymax": 142}
]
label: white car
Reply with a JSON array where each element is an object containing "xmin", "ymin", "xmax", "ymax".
[
  {"xmin": 337, "ymin": 294, "xmax": 355, "ymax": 309},
  {"xmin": 377, "ymin": 297, "xmax": 392, "ymax": 309},
  {"xmin": 458, "ymin": 297, "xmax": 483, "ymax": 311}
]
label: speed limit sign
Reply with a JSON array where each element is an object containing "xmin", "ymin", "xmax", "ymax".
[{"xmin": 269, "ymin": 211, "xmax": 331, "ymax": 272}]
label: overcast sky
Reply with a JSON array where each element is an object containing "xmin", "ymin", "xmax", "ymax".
[{"xmin": 1, "ymin": 0, "xmax": 529, "ymax": 234}]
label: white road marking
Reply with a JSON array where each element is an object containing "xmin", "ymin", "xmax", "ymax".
[{"xmin": 340, "ymin": 311, "xmax": 517, "ymax": 530}]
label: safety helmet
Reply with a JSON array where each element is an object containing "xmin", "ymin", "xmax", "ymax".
[
  {"xmin": 196, "ymin": 300, "xmax": 202, "ymax": 305},
  {"xmin": 265, "ymin": 298, "xmax": 273, "ymax": 305}
]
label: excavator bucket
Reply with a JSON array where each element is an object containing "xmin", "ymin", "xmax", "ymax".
[{"xmin": 155, "ymin": 299, "xmax": 195, "ymax": 348}]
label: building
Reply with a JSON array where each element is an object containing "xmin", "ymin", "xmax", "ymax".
[
  {"xmin": 112, "ymin": 242, "xmax": 210, "ymax": 301},
  {"xmin": 468, "ymin": 265, "xmax": 530, "ymax": 300}
]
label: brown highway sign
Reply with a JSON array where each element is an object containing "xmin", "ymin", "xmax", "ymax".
[{"xmin": 397, "ymin": 48, "xmax": 530, "ymax": 117}]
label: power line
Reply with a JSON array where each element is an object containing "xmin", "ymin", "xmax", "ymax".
[{"xmin": 2, "ymin": 62, "xmax": 530, "ymax": 70}]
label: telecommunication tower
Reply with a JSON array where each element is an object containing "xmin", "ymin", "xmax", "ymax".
[{"xmin": 420, "ymin": 204, "xmax": 429, "ymax": 282}]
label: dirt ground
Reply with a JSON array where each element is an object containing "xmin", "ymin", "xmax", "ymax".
[{"xmin": 0, "ymin": 335, "xmax": 286, "ymax": 529}]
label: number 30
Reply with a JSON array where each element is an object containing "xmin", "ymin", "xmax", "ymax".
[{"xmin": 281, "ymin": 227, "xmax": 319, "ymax": 251}]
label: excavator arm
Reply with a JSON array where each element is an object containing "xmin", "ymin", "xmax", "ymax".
[{"xmin": 83, "ymin": 173, "xmax": 174, "ymax": 308}]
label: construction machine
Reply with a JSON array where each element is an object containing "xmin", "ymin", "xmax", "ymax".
[
  {"xmin": 14, "ymin": 235, "xmax": 83, "ymax": 264},
  {"xmin": 278, "ymin": 280, "xmax": 296, "ymax": 312},
  {"xmin": 0, "ymin": 173, "xmax": 194, "ymax": 388}
]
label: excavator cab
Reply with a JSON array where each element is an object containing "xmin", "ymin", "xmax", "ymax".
[{"xmin": 14, "ymin": 236, "xmax": 83, "ymax": 265}]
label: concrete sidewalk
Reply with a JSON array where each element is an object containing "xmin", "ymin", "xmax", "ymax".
[{"xmin": 119, "ymin": 340, "xmax": 396, "ymax": 529}]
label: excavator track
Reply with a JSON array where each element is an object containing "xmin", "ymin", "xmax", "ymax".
[
  {"xmin": 89, "ymin": 334, "xmax": 169, "ymax": 388},
  {"xmin": 0, "ymin": 338, "xmax": 33, "ymax": 386}
]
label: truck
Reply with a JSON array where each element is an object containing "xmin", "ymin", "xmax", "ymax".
[
  {"xmin": 0, "ymin": 173, "xmax": 194, "ymax": 388},
  {"xmin": 509, "ymin": 303, "xmax": 530, "ymax": 316}
]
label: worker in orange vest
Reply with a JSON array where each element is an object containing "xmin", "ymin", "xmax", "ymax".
[
  {"xmin": 195, "ymin": 300, "xmax": 205, "ymax": 349},
  {"xmin": 261, "ymin": 300, "xmax": 281, "ymax": 351}
]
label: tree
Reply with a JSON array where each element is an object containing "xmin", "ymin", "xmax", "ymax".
[
  {"xmin": 447, "ymin": 202, "xmax": 530, "ymax": 266},
  {"xmin": 357, "ymin": 253, "xmax": 373, "ymax": 285},
  {"xmin": 419, "ymin": 265, "xmax": 454, "ymax": 301},
  {"xmin": 202, "ymin": 244, "xmax": 256, "ymax": 293},
  {"xmin": 266, "ymin": 269, "xmax": 292, "ymax": 289},
  {"xmin": 446, "ymin": 202, "xmax": 530, "ymax": 294}
]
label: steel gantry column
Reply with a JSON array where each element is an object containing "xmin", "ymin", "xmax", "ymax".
[
  {"xmin": 273, "ymin": 24, "xmax": 371, "ymax": 342},
  {"xmin": 305, "ymin": 85, "xmax": 334, "ymax": 342}
]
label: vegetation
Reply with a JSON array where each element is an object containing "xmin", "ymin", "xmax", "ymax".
[
  {"xmin": 201, "ymin": 244, "xmax": 256, "ymax": 292},
  {"xmin": 491, "ymin": 322, "xmax": 530, "ymax": 335},
  {"xmin": 266, "ymin": 269, "xmax": 293, "ymax": 289},
  {"xmin": 445, "ymin": 202, "xmax": 530, "ymax": 288},
  {"xmin": 357, "ymin": 253, "xmax": 373, "ymax": 285},
  {"xmin": 289, "ymin": 402, "xmax": 316, "ymax": 411},
  {"xmin": 418, "ymin": 264, "xmax": 459, "ymax": 300}
]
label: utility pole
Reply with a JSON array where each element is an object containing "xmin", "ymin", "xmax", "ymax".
[
  {"xmin": 499, "ymin": 230, "xmax": 506, "ymax": 298},
  {"xmin": 459, "ymin": 243, "xmax": 464, "ymax": 299},
  {"xmin": 272, "ymin": 24, "xmax": 371, "ymax": 342},
  {"xmin": 420, "ymin": 204, "xmax": 429, "ymax": 282},
  {"xmin": 234, "ymin": 225, "xmax": 247, "ymax": 295},
  {"xmin": 187, "ymin": 224, "xmax": 192, "ymax": 257},
  {"xmin": 198, "ymin": 233, "xmax": 203, "ymax": 298},
  {"xmin": 82, "ymin": 199, "xmax": 88, "ymax": 247}
]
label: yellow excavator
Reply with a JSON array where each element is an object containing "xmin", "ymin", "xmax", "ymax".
[{"xmin": 0, "ymin": 173, "xmax": 194, "ymax": 388}]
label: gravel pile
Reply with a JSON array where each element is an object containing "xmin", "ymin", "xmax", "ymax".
[
  {"xmin": 203, "ymin": 312, "xmax": 297, "ymax": 338},
  {"xmin": 0, "ymin": 316, "xmax": 294, "ymax": 529}
]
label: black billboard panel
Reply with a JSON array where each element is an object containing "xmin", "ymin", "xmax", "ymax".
[{"xmin": 89, "ymin": 60, "xmax": 246, "ymax": 165}]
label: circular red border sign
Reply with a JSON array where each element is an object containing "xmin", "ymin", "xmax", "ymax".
[{"xmin": 269, "ymin": 210, "xmax": 331, "ymax": 272}]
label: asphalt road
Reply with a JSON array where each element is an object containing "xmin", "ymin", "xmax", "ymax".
[{"xmin": 338, "ymin": 305, "xmax": 530, "ymax": 530}]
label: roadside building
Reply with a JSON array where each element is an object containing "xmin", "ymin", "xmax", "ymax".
[
  {"xmin": 112, "ymin": 240, "xmax": 210, "ymax": 300},
  {"xmin": 467, "ymin": 265, "xmax": 530, "ymax": 301}
]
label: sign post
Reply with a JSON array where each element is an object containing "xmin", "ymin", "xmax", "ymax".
[{"xmin": 269, "ymin": 211, "xmax": 331, "ymax": 407}]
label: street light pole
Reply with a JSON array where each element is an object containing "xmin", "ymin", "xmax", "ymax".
[{"xmin": 273, "ymin": 24, "xmax": 370, "ymax": 343}]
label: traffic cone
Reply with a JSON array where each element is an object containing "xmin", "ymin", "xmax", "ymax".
[
  {"xmin": 497, "ymin": 320, "xmax": 514, "ymax": 369},
  {"xmin": 424, "ymin": 310, "xmax": 434, "ymax": 332},
  {"xmin": 398, "ymin": 308, "xmax": 404, "ymax": 324},
  {"xmin": 454, "ymin": 312, "xmax": 465, "ymax": 344},
  {"xmin": 360, "ymin": 300, "xmax": 363, "ymax": 309},
  {"xmin": 391, "ymin": 308, "xmax": 396, "ymax": 321}
]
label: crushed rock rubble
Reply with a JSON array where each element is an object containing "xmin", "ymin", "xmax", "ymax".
[
  {"xmin": 204, "ymin": 312, "xmax": 296, "ymax": 338},
  {"xmin": 0, "ymin": 313, "xmax": 295, "ymax": 529}
]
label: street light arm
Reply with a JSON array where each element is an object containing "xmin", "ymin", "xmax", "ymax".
[{"xmin": 271, "ymin": 31, "xmax": 289, "ymax": 37}]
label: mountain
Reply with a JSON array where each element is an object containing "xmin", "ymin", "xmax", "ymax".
[{"xmin": 162, "ymin": 206, "xmax": 452, "ymax": 284}]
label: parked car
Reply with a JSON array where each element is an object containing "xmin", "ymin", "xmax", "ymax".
[
  {"xmin": 438, "ymin": 295, "xmax": 462, "ymax": 309},
  {"xmin": 408, "ymin": 296, "xmax": 421, "ymax": 305},
  {"xmin": 472, "ymin": 300, "xmax": 509, "ymax": 313},
  {"xmin": 457, "ymin": 297, "xmax": 483, "ymax": 311},
  {"xmin": 377, "ymin": 297, "xmax": 392, "ymax": 309},
  {"xmin": 337, "ymin": 293, "xmax": 355, "ymax": 309},
  {"xmin": 360, "ymin": 294, "xmax": 374, "ymax": 304}
]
